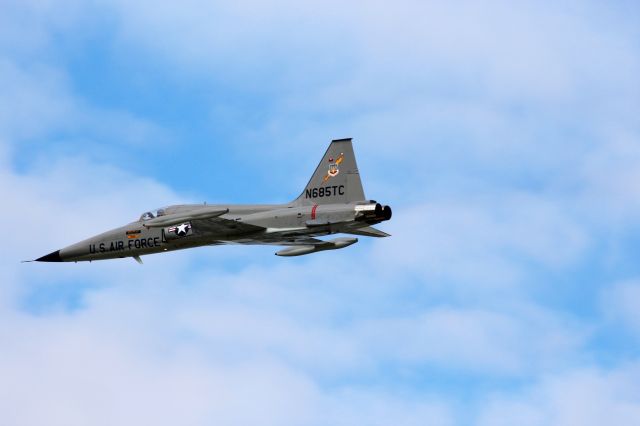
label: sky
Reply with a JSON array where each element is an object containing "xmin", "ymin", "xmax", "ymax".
[{"xmin": 1, "ymin": 0, "xmax": 640, "ymax": 425}]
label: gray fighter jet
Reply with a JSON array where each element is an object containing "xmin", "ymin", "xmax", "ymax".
[{"xmin": 34, "ymin": 138, "xmax": 392, "ymax": 263}]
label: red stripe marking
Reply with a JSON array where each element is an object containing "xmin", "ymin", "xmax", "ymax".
[{"xmin": 311, "ymin": 204, "xmax": 318, "ymax": 220}]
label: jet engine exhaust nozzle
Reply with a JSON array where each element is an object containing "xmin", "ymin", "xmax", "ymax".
[{"xmin": 357, "ymin": 203, "xmax": 392, "ymax": 224}]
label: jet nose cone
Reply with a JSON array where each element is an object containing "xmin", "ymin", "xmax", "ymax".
[{"xmin": 36, "ymin": 250, "xmax": 62, "ymax": 262}]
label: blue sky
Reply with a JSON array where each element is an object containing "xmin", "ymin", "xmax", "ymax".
[{"xmin": 2, "ymin": 1, "xmax": 640, "ymax": 425}]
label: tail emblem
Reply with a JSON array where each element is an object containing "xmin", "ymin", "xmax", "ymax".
[{"xmin": 323, "ymin": 153, "xmax": 344, "ymax": 182}]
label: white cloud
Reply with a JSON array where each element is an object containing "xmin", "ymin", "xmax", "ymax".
[
  {"xmin": 352, "ymin": 304, "xmax": 588, "ymax": 377},
  {"xmin": 102, "ymin": 0, "xmax": 639, "ymax": 100},
  {"xmin": 0, "ymin": 58, "xmax": 170, "ymax": 154},
  {"xmin": 0, "ymin": 0, "xmax": 91, "ymax": 59},
  {"xmin": 371, "ymin": 194, "xmax": 589, "ymax": 295},
  {"xmin": 578, "ymin": 133, "xmax": 640, "ymax": 227},
  {"xmin": 0, "ymin": 272, "xmax": 457, "ymax": 426},
  {"xmin": 600, "ymin": 280, "xmax": 640, "ymax": 336},
  {"xmin": 0, "ymin": 60, "xmax": 75, "ymax": 141},
  {"xmin": 0, "ymin": 312, "xmax": 319, "ymax": 426},
  {"xmin": 477, "ymin": 364, "xmax": 640, "ymax": 426}
]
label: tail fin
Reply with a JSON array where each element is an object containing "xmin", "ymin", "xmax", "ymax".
[{"xmin": 292, "ymin": 138, "xmax": 366, "ymax": 205}]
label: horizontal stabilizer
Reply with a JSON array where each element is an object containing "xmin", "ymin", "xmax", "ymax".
[
  {"xmin": 342, "ymin": 226, "xmax": 390, "ymax": 238},
  {"xmin": 143, "ymin": 208, "xmax": 229, "ymax": 228}
]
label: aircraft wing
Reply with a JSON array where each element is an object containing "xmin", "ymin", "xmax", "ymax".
[
  {"xmin": 143, "ymin": 208, "xmax": 229, "ymax": 227},
  {"xmin": 191, "ymin": 216, "xmax": 264, "ymax": 237}
]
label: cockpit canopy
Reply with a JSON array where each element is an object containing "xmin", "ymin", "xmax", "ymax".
[{"xmin": 139, "ymin": 208, "xmax": 167, "ymax": 222}]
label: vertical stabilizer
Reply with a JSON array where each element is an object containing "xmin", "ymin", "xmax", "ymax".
[{"xmin": 292, "ymin": 138, "xmax": 366, "ymax": 205}]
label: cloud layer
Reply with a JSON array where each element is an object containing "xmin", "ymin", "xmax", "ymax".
[{"xmin": 1, "ymin": 0, "xmax": 640, "ymax": 425}]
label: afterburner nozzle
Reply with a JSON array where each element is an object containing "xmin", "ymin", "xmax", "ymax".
[{"xmin": 356, "ymin": 203, "xmax": 392, "ymax": 223}]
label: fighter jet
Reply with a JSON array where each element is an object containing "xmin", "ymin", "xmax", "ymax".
[{"xmin": 33, "ymin": 138, "xmax": 392, "ymax": 263}]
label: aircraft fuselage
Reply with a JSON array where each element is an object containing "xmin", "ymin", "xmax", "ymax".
[{"xmin": 38, "ymin": 201, "xmax": 391, "ymax": 262}]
